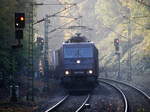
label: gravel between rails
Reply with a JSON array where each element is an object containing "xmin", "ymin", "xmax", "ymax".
[{"xmin": 51, "ymin": 95, "xmax": 88, "ymax": 112}]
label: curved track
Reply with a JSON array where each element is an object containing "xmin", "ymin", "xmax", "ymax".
[
  {"xmin": 82, "ymin": 81, "xmax": 128, "ymax": 112},
  {"xmin": 99, "ymin": 78, "xmax": 150, "ymax": 112},
  {"xmin": 44, "ymin": 94, "xmax": 90, "ymax": 112},
  {"xmin": 99, "ymin": 80, "xmax": 128, "ymax": 112}
]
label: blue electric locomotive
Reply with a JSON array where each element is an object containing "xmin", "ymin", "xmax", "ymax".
[{"xmin": 53, "ymin": 33, "xmax": 99, "ymax": 91}]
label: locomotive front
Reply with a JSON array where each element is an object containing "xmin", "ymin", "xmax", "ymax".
[{"xmin": 61, "ymin": 42, "xmax": 98, "ymax": 91}]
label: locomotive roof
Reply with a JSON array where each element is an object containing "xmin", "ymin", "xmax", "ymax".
[
  {"xmin": 65, "ymin": 33, "xmax": 90, "ymax": 43},
  {"xmin": 63, "ymin": 41, "xmax": 94, "ymax": 47}
]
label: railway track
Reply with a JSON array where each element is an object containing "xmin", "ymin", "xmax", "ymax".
[
  {"xmin": 44, "ymin": 81, "xmax": 127, "ymax": 112},
  {"xmin": 44, "ymin": 95, "xmax": 69, "ymax": 112},
  {"xmin": 37, "ymin": 78, "xmax": 150, "ymax": 112},
  {"xmin": 44, "ymin": 94, "xmax": 90, "ymax": 112},
  {"xmin": 75, "ymin": 94, "xmax": 90, "ymax": 112},
  {"xmin": 99, "ymin": 78, "xmax": 150, "ymax": 112},
  {"xmin": 83, "ymin": 80, "xmax": 127, "ymax": 112},
  {"xmin": 99, "ymin": 80, "xmax": 128, "ymax": 112}
]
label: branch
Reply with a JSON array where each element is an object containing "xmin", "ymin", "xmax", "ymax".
[{"xmin": 135, "ymin": 0, "xmax": 150, "ymax": 7}]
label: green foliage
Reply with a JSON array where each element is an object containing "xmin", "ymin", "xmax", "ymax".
[
  {"xmin": 95, "ymin": 0, "xmax": 122, "ymax": 26},
  {"xmin": 95, "ymin": 0, "xmax": 150, "ymax": 69}
]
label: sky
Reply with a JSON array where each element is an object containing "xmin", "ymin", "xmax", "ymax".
[
  {"xmin": 35, "ymin": 0, "xmax": 65, "ymax": 50},
  {"xmin": 35, "ymin": 0, "xmax": 62, "ymax": 36}
]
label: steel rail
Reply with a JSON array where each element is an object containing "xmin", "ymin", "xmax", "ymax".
[
  {"xmin": 75, "ymin": 94, "xmax": 90, "ymax": 112},
  {"xmin": 99, "ymin": 80, "xmax": 128, "ymax": 112},
  {"xmin": 44, "ymin": 95, "xmax": 69, "ymax": 112},
  {"xmin": 99, "ymin": 78, "xmax": 150, "ymax": 100}
]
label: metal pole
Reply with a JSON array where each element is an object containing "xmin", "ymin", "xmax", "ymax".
[
  {"xmin": 117, "ymin": 53, "xmax": 121, "ymax": 80},
  {"xmin": 127, "ymin": 9, "xmax": 132, "ymax": 81},
  {"xmin": 27, "ymin": 3, "xmax": 34, "ymax": 101},
  {"xmin": 10, "ymin": 50, "xmax": 17, "ymax": 102},
  {"xmin": 44, "ymin": 15, "xmax": 50, "ymax": 91},
  {"xmin": 27, "ymin": 8, "xmax": 31, "ymax": 101},
  {"xmin": 119, "ymin": 54, "xmax": 121, "ymax": 79},
  {"xmin": 31, "ymin": 3, "xmax": 34, "ymax": 101},
  {"xmin": 119, "ymin": 53, "xmax": 121, "ymax": 79}
]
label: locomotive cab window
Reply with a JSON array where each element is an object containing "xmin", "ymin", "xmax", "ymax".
[{"xmin": 64, "ymin": 47, "xmax": 93, "ymax": 58}]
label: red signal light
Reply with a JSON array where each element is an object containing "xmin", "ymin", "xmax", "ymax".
[
  {"xmin": 115, "ymin": 39, "xmax": 119, "ymax": 43},
  {"xmin": 114, "ymin": 38, "xmax": 119, "ymax": 47},
  {"xmin": 114, "ymin": 38, "xmax": 120, "ymax": 51},
  {"xmin": 20, "ymin": 17, "xmax": 24, "ymax": 21},
  {"xmin": 15, "ymin": 13, "xmax": 25, "ymax": 28},
  {"xmin": 114, "ymin": 39, "xmax": 119, "ymax": 44}
]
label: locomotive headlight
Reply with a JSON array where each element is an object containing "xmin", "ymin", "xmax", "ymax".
[
  {"xmin": 76, "ymin": 60, "xmax": 81, "ymax": 64},
  {"xmin": 88, "ymin": 70, "xmax": 93, "ymax": 74},
  {"xmin": 65, "ymin": 70, "xmax": 70, "ymax": 75}
]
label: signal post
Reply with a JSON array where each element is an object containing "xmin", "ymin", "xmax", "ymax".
[
  {"xmin": 114, "ymin": 38, "xmax": 121, "ymax": 80},
  {"xmin": 12, "ymin": 12, "xmax": 25, "ymax": 48},
  {"xmin": 10, "ymin": 13, "xmax": 25, "ymax": 102}
]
